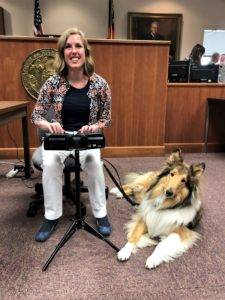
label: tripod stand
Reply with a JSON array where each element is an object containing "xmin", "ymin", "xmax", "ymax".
[{"xmin": 42, "ymin": 149, "xmax": 119, "ymax": 271}]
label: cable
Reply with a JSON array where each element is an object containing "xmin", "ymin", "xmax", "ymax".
[
  {"xmin": 103, "ymin": 158, "xmax": 123, "ymax": 186},
  {"xmin": 21, "ymin": 172, "xmax": 41, "ymax": 188},
  {"xmin": 6, "ymin": 124, "xmax": 24, "ymax": 164}
]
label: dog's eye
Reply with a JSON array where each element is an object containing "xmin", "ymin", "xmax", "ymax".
[
  {"xmin": 170, "ymin": 173, "xmax": 174, "ymax": 177},
  {"xmin": 181, "ymin": 178, "xmax": 186, "ymax": 183}
]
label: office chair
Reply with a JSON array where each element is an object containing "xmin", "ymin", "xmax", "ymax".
[{"xmin": 27, "ymin": 110, "xmax": 108, "ymax": 217}]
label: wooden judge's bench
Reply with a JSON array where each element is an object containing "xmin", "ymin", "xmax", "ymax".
[{"xmin": 0, "ymin": 36, "xmax": 225, "ymax": 159}]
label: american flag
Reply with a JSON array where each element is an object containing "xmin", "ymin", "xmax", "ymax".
[
  {"xmin": 107, "ymin": 0, "xmax": 115, "ymax": 39},
  {"xmin": 34, "ymin": 0, "xmax": 43, "ymax": 36}
]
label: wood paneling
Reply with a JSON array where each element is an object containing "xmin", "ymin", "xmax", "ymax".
[
  {"xmin": 0, "ymin": 36, "xmax": 169, "ymax": 157},
  {"xmin": 0, "ymin": 38, "xmax": 56, "ymax": 155},
  {"xmin": 166, "ymin": 83, "xmax": 225, "ymax": 152}
]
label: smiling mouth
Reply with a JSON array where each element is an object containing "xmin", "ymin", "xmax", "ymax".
[{"xmin": 71, "ymin": 57, "xmax": 79, "ymax": 63}]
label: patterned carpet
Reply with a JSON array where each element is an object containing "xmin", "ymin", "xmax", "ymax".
[{"xmin": 0, "ymin": 153, "xmax": 225, "ymax": 299}]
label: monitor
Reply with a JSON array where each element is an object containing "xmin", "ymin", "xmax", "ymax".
[
  {"xmin": 190, "ymin": 64, "xmax": 219, "ymax": 83},
  {"xmin": 168, "ymin": 60, "xmax": 190, "ymax": 83}
]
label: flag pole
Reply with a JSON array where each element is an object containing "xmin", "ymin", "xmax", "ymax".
[{"xmin": 107, "ymin": 0, "xmax": 114, "ymax": 39}]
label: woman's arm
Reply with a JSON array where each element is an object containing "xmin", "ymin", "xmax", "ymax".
[
  {"xmin": 95, "ymin": 81, "xmax": 112, "ymax": 129},
  {"xmin": 80, "ymin": 80, "xmax": 112, "ymax": 134},
  {"xmin": 31, "ymin": 77, "xmax": 64, "ymax": 134}
]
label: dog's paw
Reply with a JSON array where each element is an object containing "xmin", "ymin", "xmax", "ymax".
[
  {"xmin": 110, "ymin": 187, "xmax": 123, "ymax": 198},
  {"xmin": 117, "ymin": 243, "xmax": 134, "ymax": 261},
  {"xmin": 145, "ymin": 255, "xmax": 161, "ymax": 269}
]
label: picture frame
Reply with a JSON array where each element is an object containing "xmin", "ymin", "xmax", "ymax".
[{"xmin": 127, "ymin": 12, "xmax": 182, "ymax": 60}]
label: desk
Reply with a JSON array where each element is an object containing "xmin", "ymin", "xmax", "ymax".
[
  {"xmin": 204, "ymin": 98, "xmax": 225, "ymax": 153},
  {"xmin": 0, "ymin": 101, "xmax": 31, "ymax": 177},
  {"xmin": 166, "ymin": 83, "xmax": 225, "ymax": 153}
]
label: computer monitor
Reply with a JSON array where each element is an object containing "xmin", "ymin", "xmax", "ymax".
[
  {"xmin": 190, "ymin": 64, "xmax": 219, "ymax": 83},
  {"xmin": 168, "ymin": 60, "xmax": 190, "ymax": 83}
]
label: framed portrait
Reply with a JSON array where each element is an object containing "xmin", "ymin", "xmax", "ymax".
[{"xmin": 128, "ymin": 12, "xmax": 182, "ymax": 60}]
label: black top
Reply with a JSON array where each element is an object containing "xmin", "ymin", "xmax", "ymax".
[{"xmin": 62, "ymin": 81, "xmax": 91, "ymax": 131}]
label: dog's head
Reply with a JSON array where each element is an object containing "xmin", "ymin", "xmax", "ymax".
[{"xmin": 148, "ymin": 149, "xmax": 205, "ymax": 209}]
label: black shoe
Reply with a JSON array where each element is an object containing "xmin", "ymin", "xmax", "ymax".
[
  {"xmin": 35, "ymin": 218, "xmax": 59, "ymax": 242},
  {"xmin": 96, "ymin": 215, "xmax": 112, "ymax": 237}
]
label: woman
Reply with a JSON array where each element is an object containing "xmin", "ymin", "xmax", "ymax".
[
  {"xmin": 188, "ymin": 44, "xmax": 205, "ymax": 65},
  {"xmin": 31, "ymin": 28, "xmax": 112, "ymax": 242}
]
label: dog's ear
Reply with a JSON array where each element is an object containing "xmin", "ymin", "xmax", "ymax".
[
  {"xmin": 190, "ymin": 163, "xmax": 206, "ymax": 179},
  {"xmin": 166, "ymin": 148, "xmax": 183, "ymax": 166}
]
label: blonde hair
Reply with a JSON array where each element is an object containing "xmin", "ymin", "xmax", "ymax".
[{"xmin": 55, "ymin": 27, "xmax": 94, "ymax": 77}]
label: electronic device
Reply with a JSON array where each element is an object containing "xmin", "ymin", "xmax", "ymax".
[
  {"xmin": 44, "ymin": 133, "xmax": 105, "ymax": 151},
  {"xmin": 168, "ymin": 60, "xmax": 190, "ymax": 83},
  {"xmin": 190, "ymin": 64, "xmax": 219, "ymax": 83}
]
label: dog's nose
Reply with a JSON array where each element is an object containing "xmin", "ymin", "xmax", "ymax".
[{"xmin": 166, "ymin": 190, "xmax": 173, "ymax": 197}]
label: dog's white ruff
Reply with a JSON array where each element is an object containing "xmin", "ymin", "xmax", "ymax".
[
  {"xmin": 154, "ymin": 195, "xmax": 166, "ymax": 207},
  {"xmin": 139, "ymin": 194, "xmax": 202, "ymax": 238}
]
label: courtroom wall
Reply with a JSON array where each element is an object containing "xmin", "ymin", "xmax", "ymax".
[{"xmin": 1, "ymin": 0, "xmax": 225, "ymax": 59}]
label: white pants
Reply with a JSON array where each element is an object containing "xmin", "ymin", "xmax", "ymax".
[{"xmin": 41, "ymin": 144, "xmax": 107, "ymax": 220}]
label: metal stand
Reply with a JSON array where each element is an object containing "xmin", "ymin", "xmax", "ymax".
[{"xmin": 42, "ymin": 149, "xmax": 119, "ymax": 271}]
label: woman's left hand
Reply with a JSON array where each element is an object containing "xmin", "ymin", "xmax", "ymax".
[{"xmin": 79, "ymin": 124, "xmax": 100, "ymax": 134}]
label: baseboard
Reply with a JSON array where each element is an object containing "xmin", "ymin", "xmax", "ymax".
[
  {"xmin": 0, "ymin": 148, "xmax": 28, "ymax": 159},
  {"xmin": 205, "ymin": 143, "xmax": 225, "ymax": 152},
  {"xmin": 0, "ymin": 146, "xmax": 165, "ymax": 159},
  {"xmin": 1, "ymin": 144, "xmax": 224, "ymax": 159},
  {"xmin": 102, "ymin": 146, "xmax": 165, "ymax": 157},
  {"xmin": 165, "ymin": 143, "xmax": 225, "ymax": 153}
]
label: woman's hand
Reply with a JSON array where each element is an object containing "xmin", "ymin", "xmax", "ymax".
[
  {"xmin": 36, "ymin": 120, "xmax": 64, "ymax": 134},
  {"xmin": 79, "ymin": 124, "xmax": 100, "ymax": 134},
  {"xmin": 48, "ymin": 122, "xmax": 64, "ymax": 134}
]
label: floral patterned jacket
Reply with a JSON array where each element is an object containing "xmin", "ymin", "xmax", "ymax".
[{"xmin": 31, "ymin": 73, "xmax": 111, "ymax": 129}]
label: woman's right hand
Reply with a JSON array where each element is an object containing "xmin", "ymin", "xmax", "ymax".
[
  {"xmin": 36, "ymin": 120, "xmax": 64, "ymax": 134},
  {"xmin": 47, "ymin": 122, "xmax": 64, "ymax": 134}
]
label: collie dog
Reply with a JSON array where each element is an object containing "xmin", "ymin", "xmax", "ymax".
[{"xmin": 110, "ymin": 149, "xmax": 205, "ymax": 269}]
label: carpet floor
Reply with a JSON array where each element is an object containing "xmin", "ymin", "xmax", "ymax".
[{"xmin": 0, "ymin": 152, "xmax": 225, "ymax": 300}]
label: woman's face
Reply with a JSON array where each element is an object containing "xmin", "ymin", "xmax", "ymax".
[{"xmin": 63, "ymin": 34, "xmax": 86, "ymax": 71}]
